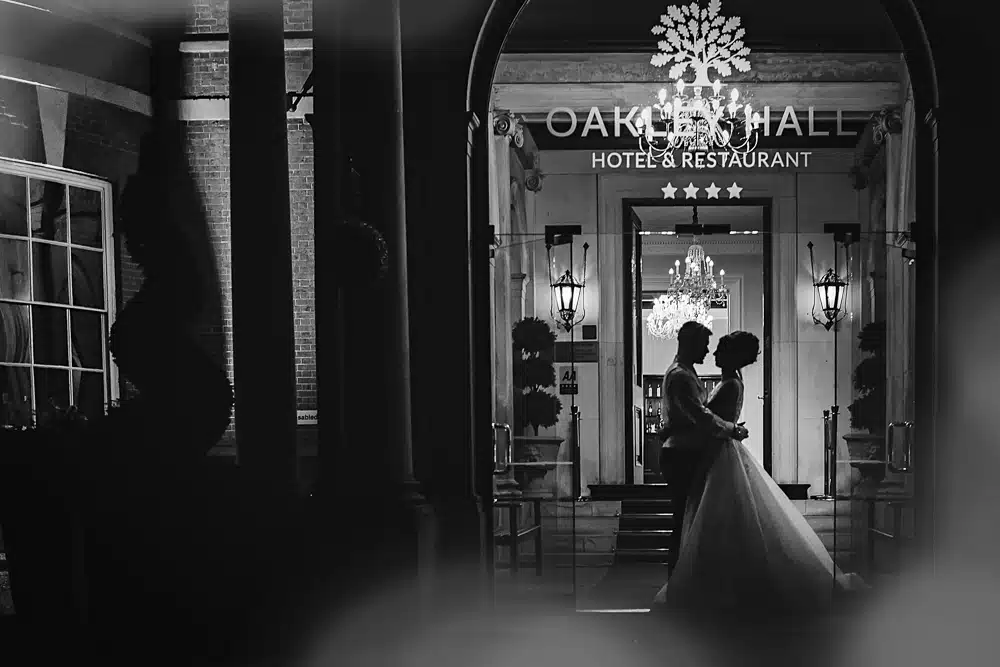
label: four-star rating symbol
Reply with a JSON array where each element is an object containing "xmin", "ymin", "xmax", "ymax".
[{"xmin": 661, "ymin": 182, "xmax": 743, "ymax": 200}]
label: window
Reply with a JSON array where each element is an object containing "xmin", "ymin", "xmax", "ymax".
[{"xmin": 0, "ymin": 157, "xmax": 118, "ymax": 428}]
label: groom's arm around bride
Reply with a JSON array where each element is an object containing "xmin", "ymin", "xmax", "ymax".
[{"xmin": 658, "ymin": 368, "xmax": 746, "ymax": 448}]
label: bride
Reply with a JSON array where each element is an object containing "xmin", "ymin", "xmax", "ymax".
[{"xmin": 654, "ymin": 330, "xmax": 865, "ymax": 616}]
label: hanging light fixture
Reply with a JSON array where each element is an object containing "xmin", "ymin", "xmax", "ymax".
[
  {"xmin": 808, "ymin": 238, "xmax": 851, "ymax": 331},
  {"xmin": 646, "ymin": 206, "xmax": 728, "ymax": 340},
  {"xmin": 546, "ymin": 229, "xmax": 589, "ymax": 332}
]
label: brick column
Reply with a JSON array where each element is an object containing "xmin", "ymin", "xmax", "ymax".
[{"xmin": 228, "ymin": 0, "xmax": 298, "ymax": 494}]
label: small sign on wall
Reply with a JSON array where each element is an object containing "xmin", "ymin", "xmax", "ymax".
[
  {"xmin": 297, "ymin": 410, "xmax": 318, "ymax": 426},
  {"xmin": 558, "ymin": 367, "xmax": 579, "ymax": 395}
]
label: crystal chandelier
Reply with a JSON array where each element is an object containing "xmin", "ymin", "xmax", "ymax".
[
  {"xmin": 646, "ymin": 207, "xmax": 729, "ymax": 340},
  {"xmin": 634, "ymin": 79, "xmax": 761, "ymax": 161},
  {"xmin": 633, "ymin": 1, "xmax": 763, "ymax": 161}
]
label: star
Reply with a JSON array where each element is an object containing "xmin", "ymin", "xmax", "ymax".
[
  {"xmin": 683, "ymin": 183, "xmax": 699, "ymax": 199},
  {"xmin": 661, "ymin": 183, "xmax": 677, "ymax": 199},
  {"xmin": 727, "ymin": 182, "xmax": 743, "ymax": 199},
  {"xmin": 705, "ymin": 182, "xmax": 721, "ymax": 199}
]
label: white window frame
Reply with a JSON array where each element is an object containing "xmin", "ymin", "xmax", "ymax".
[{"xmin": 0, "ymin": 155, "xmax": 120, "ymax": 422}]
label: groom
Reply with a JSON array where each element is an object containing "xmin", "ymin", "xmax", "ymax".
[{"xmin": 658, "ymin": 321, "xmax": 748, "ymax": 573}]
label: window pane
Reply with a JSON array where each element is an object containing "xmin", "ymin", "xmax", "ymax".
[
  {"xmin": 72, "ymin": 370, "xmax": 104, "ymax": 420},
  {"xmin": 32, "ymin": 305, "xmax": 68, "ymax": 366},
  {"xmin": 0, "ymin": 302, "xmax": 31, "ymax": 363},
  {"xmin": 69, "ymin": 187, "xmax": 103, "ymax": 249},
  {"xmin": 0, "ymin": 238, "xmax": 30, "ymax": 301},
  {"xmin": 32, "ymin": 243, "xmax": 68, "ymax": 304},
  {"xmin": 71, "ymin": 248, "xmax": 104, "ymax": 309},
  {"xmin": 71, "ymin": 310, "xmax": 103, "ymax": 370},
  {"xmin": 0, "ymin": 173, "xmax": 28, "ymax": 237},
  {"xmin": 34, "ymin": 367, "xmax": 69, "ymax": 424},
  {"xmin": 28, "ymin": 178, "xmax": 68, "ymax": 242},
  {"xmin": 0, "ymin": 364, "xmax": 32, "ymax": 427}
]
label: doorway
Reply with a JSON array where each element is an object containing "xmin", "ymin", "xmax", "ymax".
[
  {"xmin": 471, "ymin": 0, "xmax": 940, "ymax": 616},
  {"xmin": 623, "ymin": 200, "xmax": 772, "ymax": 484}
]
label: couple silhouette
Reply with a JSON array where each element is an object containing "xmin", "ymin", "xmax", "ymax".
[{"xmin": 653, "ymin": 321, "xmax": 865, "ymax": 616}]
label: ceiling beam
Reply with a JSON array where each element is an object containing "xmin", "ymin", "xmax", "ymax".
[
  {"xmin": 493, "ymin": 81, "xmax": 900, "ymax": 115},
  {"xmin": 495, "ymin": 52, "xmax": 904, "ymax": 84}
]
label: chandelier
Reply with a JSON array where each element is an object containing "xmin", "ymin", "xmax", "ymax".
[
  {"xmin": 632, "ymin": 1, "xmax": 763, "ymax": 161},
  {"xmin": 634, "ymin": 80, "xmax": 761, "ymax": 160},
  {"xmin": 646, "ymin": 207, "xmax": 729, "ymax": 340}
]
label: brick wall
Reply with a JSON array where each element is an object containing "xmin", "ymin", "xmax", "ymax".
[
  {"xmin": 184, "ymin": 0, "xmax": 316, "ymax": 454},
  {"xmin": 288, "ymin": 119, "xmax": 315, "ymax": 411},
  {"xmin": 180, "ymin": 0, "xmax": 317, "ymax": 452},
  {"xmin": 182, "ymin": 121, "xmax": 236, "ymax": 442},
  {"xmin": 186, "ymin": 0, "xmax": 313, "ymax": 34},
  {"xmin": 178, "ymin": 117, "xmax": 316, "ymax": 442}
]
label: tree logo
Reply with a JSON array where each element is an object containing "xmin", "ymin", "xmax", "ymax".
[{"xmin": 650, "ymin": 0, "xmax": 752, "ymax": 86}]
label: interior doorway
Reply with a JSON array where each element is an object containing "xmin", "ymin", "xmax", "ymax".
[{"xmin": 623, "ymin": 201, "xmax": 772, "ymax": 484}]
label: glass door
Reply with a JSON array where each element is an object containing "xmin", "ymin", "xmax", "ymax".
[
  {"xmin": 833, "ymin": 226, "xmax": 919, "ymax": 593},
  {"xmin": 489, "ymin": 224, "xmax": 579, "ymax": 611}
]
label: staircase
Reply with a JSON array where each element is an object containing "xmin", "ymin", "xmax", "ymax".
[
  {"xmin": 590, "ymin": 484, "xmax": 855, "ymax": 568},
  {"xmin": 590, "ymin": 484, "xmax": 675, "ymax": 564}
]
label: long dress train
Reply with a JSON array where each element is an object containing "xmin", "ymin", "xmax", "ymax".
[{"xmin": 654, "ymin": 376, "xmax": 866, "ymax": 615}]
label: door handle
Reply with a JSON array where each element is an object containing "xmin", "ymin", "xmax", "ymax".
[
  {"xmin": 886, "ymin": 421, "xmax": 914, "ymax": 473},
  {"xmin": 492, "ymin": 422, "xmax": 511, "ymax": 474}
]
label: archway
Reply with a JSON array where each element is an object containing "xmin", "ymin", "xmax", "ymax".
[{"xmin": 464, "ymin": 0, "xmax": 942, "ymax": 594}]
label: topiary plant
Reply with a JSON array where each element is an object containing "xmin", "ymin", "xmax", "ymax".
[
  {"xmin": 512, "ymin": 317, "xmax": 563, "ymax": 435},
  {"xmin": 848, "ymin": 320, "xmax": 886, "ymax": 435}
]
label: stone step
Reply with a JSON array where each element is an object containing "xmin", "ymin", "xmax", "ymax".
[
  {"xmin": 621, "ymin": 498, "xmax": 673, "ymax": 514},
  {"xmin": 588, "ymin": 483, "xmax": 671, "ymax": 500},
  {"xmin": 615, "ymin": 547, "xmax": 672, "ymax": 563},
  {"xmin": 616, "ymin": 529, "xmax": 674, "ymax": 551},
  {"xmin": 617, "ymin": 512, "xmax": 675, "ymax": 530}
]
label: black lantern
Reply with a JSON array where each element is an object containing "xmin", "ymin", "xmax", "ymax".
[
  {"xmin": 808, "ymin": 239, "xmax": 851, "ymax": 331},
  {"xmin": 814, "ymin": 267, "xmax": 848, "ymax": 326},
  {"xmin": 551, "ymin": 268, "xmax": 584, "ymax": 329},
  {"xmin": 546, "ymin": 227, "xmax": 589, "ymax": 332}
]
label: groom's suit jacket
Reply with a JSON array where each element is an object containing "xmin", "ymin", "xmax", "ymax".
[{"xmin": 659, "ymin": 360, "xmax": 736, "ymax": 451}]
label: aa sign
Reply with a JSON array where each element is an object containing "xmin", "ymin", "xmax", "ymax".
[{"xmin": 558, "ymin": 367, "xmax": 579, "ymax": 395}]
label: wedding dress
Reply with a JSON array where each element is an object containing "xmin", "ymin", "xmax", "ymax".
[{"xmin": 654, "ymin": 375, "xmax": 865, "ymax": 615}]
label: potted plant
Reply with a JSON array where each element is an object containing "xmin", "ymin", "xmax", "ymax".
[
  {"xmin": 845, "ymin": 321, "xmax": 887, "ymax": 479},
  {"xmin": 511, "ymin": 317, "xmax": 564, "ymax": 491}
]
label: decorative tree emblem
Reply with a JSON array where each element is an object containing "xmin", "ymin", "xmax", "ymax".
[{"xmin": 650, "ymin": 0, "xmax": 752, "ymax": 87}]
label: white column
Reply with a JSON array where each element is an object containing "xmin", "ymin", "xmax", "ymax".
[{"xmin": 489, "ymin": 111, "xmax": 518, "ymax": 432}]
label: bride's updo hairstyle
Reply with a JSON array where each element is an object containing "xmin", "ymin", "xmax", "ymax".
[{"xmin": 716, "ymin": 331, "xmax": 760, "ymax": 370}]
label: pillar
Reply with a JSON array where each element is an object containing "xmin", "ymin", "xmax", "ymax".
[
  {"xmin": 489, "ymin": 110, "xmax": 517, "ymax": 441},
  {"xmin": 400, "ymin": 0, "xmax": 492, "ymax": 609},
  {"xmin": 312, "ymin": 0, "xmax": 434, "ymax": 592},
  {"xmin": 228, "ymin": 0, "xmax": 298, "ymax": 494}
]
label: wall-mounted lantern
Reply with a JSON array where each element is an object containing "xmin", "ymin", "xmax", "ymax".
[
  {"xmin": 545, "ymin": 225, "xmax": 588, "ymax": 332},
  {"xmin": 808, "ymin": 226, "xmax": 857, "ymax": 331}
]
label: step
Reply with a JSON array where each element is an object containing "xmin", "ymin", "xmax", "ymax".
[
  {"xmin": 621, "ymin": 498, "xmax": 673, "ymax": 514},
  {"xmin": 618, "ymin": 512, "xmax": 675, "ymax": 530},
  {"xmin": 589, "ymin": 483, "xmax": 672, "ymax": 500},
  {"xmin": 543, "ymin": 552, "xmax": 616, "ymax": 568},
  {"xmin": 616, "ymin": 529, "xmax": 674, "ymax": 550},
  {"xmin": 615, "ymin": 547, "xmax": 673, "ymax": 563}
]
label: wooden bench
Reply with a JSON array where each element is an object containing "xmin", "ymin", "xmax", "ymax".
[{"xmin": 493, "ymin": 496, "xmax": 543, "ymax": 576}]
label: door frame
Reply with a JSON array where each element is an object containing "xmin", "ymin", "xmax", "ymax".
[
  {"xmin": 622, "ymin": 209, "xmax": 643, "ymax": 483},
  {"xmin": 621, "ymin": 197, "xmax": 774, "ymax": 476}
]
